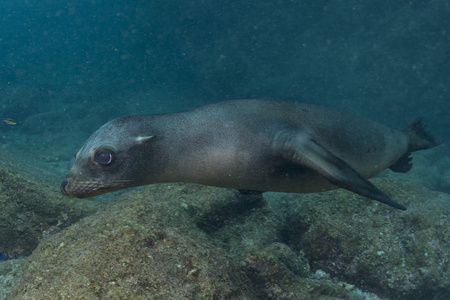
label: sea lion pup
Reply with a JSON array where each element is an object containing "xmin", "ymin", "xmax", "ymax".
[{"xmin": 61, "ymin": 100, "xmax": 438, "ymax": 210}]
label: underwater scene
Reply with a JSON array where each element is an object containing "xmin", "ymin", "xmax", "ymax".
[{"xmin": 0, "ymin": 0, "xmax": 449, "ymax": 299}]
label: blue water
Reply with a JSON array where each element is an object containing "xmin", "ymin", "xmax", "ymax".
[
  {"xmin": 0, "ymin": 1, "xmax": 449, "ymax": 136},
  {"xmin": 0, "ymin": 0, "xmax": 449, "ymax": 299}
]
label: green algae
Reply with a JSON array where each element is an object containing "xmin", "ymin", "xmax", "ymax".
[
  {"xmin": 8, "ymin": 184, "xmax": 358, "ymax": 299},
  {"xmin": 5, "ymin": 179, "xmax": 449, "ymax": 299},
  {"xmin": 8, "ymin": 185, "xmax": 251, "ymax": 299},
  {"xmin": 273, "ymin": 178, "xmax": 450, "ymax": 299}
]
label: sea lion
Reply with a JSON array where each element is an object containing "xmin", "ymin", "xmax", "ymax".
[{"xmin": 61, "ymin": 100, "xmax": 438, "ymax": 210}]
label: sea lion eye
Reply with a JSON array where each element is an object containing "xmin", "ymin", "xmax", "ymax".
[{"xmin": 95, "ymin": 151, "xmax": 113, "ymax": 165}]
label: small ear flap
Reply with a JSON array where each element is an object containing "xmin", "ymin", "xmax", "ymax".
[{"xmin": 135, "ymin": 135, "xmax": 155, "ymax": 144}]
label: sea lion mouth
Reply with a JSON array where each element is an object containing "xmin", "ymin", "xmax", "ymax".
[
  {"xmin": 60, "ymin": 178, "xmax": 99, "ymax": 198},
  {"xmin": 60, "ymin": 178, "xmax": 132, "ymax": 198}
]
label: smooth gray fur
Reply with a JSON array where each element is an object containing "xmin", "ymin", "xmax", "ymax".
[{"xmin": 61, "ymin": 100, "xmax": 436, "ymax": 210}]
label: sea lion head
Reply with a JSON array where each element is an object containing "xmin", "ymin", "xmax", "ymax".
[{"xmin": 61, "ymin": 116, "xmax": 156, "ymax": 198}]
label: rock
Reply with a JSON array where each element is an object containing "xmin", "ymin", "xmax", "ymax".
[
  {"xmin": 9, "ymin": 178, "xmax": 447, "ymax": 299},
  {"xmin": 0, "ymin": 165, "xmax": 103, "ymax": 258},
  {"xmin": 0, "ymin": 258, "xmax": 25, "ymax": 300},
  {"xmin": 8, "ymin": 184, "xmax": 253, "ymax": 299},
  {"xmin": 240, "ymin": 242, "xmax": 349, "ymax": 300},
  {"xmin": 274, "ymin": 178, "xmax": 450, "ymax": 299},
  {"xmin": 8, "ymin": 183, "xmax": 360, "ymax": 299}
]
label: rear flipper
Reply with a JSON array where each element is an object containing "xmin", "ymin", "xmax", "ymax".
[
  {"xmin": 390, "ymin": 118, "xmax": 439, "ymax": 173},
  {"xmin": 403, "ymin": 117, "xmax": 439, "ymax": 152},
  {"xmin": 274, "ymin": 131, "xmax": 406, "ymax": 210}
]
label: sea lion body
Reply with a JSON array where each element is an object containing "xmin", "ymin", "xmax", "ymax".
[{"xmin": 61, "ymin": 100, "xmax": 437, "ymax": 210}]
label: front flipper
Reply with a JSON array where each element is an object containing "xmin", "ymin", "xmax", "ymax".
[{"xmin": 274, "ymin": 131, "xmax": 406, "ymax": 210}]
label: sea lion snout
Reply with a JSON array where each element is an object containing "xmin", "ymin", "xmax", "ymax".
[
  {"xmin": 60, "ymin": 178, "xmax": 83, "ymax": 198},
  {"xmin": 61, "ymin": 170, "xmax": 135, "ymax": 198},
  {"xmin": 60, "ymin": 176, "xmax": 98, "ymax": 198}
]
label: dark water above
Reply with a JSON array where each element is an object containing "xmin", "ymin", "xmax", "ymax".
[{"xmin": 1, "ymin": 1, "xmax": 449, "ymax": 131}]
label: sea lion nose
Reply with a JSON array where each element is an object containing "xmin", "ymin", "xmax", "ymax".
[{"xmin": 60, "ymin": 179, "xmax": 69, "ymax": 196}]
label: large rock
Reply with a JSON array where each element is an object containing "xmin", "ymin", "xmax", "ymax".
[
  {"xmin": 7, "ymin": 179, "xmax": 449, "ymax": 299},
  {"xmin": 8, "ymin": 185, "xmax": 254, "ymax": 299},
  {"xmin": 8, "ymin": 184, "xmax": 362, "ymax": 299},
  {"xmin": 275, "ymin": 178, "xmax": 450, "ymax": 299}
]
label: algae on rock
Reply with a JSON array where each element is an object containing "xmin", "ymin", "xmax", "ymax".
[
  {"xmin": 7, "ymin": 179, "xmax": 449, "ymax": 299},
  {"xmin": 8, "ymin": 185, "xmax": 252, "ymax": 299},
  {"xmin": 274, "ymin": 178, "xmax": 450, "ymax": 299},
  {"xmin": 9, "ymin": 184, "xmax": 359, "ymax": 299}
]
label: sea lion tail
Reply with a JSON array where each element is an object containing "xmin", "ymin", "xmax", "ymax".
[
  {"xmin": 389, "ymin": 118, "xmax": 439, "ymax": 173},
  {"xmin": 402, "ymin": 117, "xmax": 439, "ymax": 152}
]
